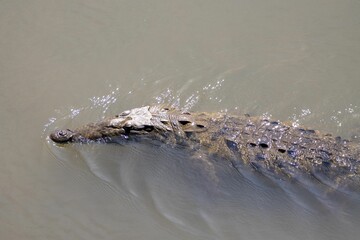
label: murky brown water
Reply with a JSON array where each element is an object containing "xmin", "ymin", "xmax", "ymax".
[{"xmin": 1, "ymin": 0, "xmax": 360, "ymax": 239}]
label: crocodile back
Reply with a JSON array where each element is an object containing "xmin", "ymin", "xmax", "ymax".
[{"xmin": 190, "ymin": 113, "xmax": 360, "ymax": 191}]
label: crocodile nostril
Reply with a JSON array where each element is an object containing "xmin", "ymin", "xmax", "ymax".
[
  {"xmin": 50, "ymin": 129, "xmax": 73, "ymax": 143},
  {"xmin": 58, "ymin": 130, "xmax": 67, "ymax": 136}
]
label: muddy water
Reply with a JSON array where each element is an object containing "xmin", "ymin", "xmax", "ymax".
[{"xmin": 1, "ymin": 0, "xmax": 360, "ymax": 239}]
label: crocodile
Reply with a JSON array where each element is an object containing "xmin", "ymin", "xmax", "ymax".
[{"xmin": 50, "ymin": 105, "xmax": 360, "ymax": 192}]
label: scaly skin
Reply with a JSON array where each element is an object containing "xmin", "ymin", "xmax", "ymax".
[{"xmin": 50, "ymin": 105, "xmax": 360, "ymax": 191}]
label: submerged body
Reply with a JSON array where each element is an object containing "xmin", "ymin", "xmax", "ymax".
[{"xmin": 50, "ymin": 105, "xmax": 360, "ymax": 191}]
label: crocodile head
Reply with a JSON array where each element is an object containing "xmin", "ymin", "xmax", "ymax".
[{"xmin": 49, "ymin": 106, "xmax": 183, "ymax": 144}]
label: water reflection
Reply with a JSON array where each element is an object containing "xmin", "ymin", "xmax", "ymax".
[{"xmin": 48, "ymin": 138, "xmax": 360, "ymax": 239}]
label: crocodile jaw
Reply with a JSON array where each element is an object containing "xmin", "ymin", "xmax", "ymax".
[{"xmin": 49, "ymin": 106, "xmax": 169, "ymax": 143}]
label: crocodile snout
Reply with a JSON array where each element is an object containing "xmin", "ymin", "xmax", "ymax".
[{"xmin": 50, "ymin": 129, "xmax": 74, "ymax": 143}]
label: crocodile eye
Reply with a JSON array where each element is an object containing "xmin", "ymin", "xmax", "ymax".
[{"xmin": 119, "ymin": 110, "xmax": 131, "ymax": 116}]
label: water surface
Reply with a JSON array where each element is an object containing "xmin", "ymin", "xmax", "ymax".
[{"xmin": 1, "ymin": 0, "xmax": 360, "ymax": 239}]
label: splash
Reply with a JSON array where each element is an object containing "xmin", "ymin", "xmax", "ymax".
[
  {"xmin": 184, "ymin": 93, "xmax": 200, "ymax": 110},
  {"xmin": 44, "ymin": 87, "xmax": 123, "ymax": 136},
  {"xmin": 289, "ymin": 108, "xmax": 312, "ymax": 127},
  {"xmin": 154, "ymin": 88, "xmax": 181, "ymax": 108},
  {"xmin": 329, "ymin": 104, "xmax": 359, "ymax": 126},
  {"xmin": 89, "ymin": 87, "xmax": 119, "ymax": 114},
  {"xmin": 202, "ymin": 79, "xmax": 225, "ymax": 91}
]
